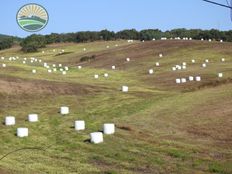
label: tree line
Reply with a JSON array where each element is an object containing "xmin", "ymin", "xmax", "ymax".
[{"xmin": 4, "ymin": 28, "xmax": 232, "ymax": 52}]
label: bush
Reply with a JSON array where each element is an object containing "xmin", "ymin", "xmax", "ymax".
[
  {"xmin": 80, "ymin": 55, "xmax": 96, "ymax": 62},
  {"xmin": 20, "ymin": 34, "xmax": 46, "ymax": 52}
]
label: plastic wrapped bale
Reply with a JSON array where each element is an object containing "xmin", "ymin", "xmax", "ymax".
[
  {"xmin": 209, "ymin": 39, "xmax": 212, "ymax": 42},
  {"xmin": 159, "ymin": 53, "xmax": 163, "ymax": 58},
  {"xmin": 220, "ymin": 40, "xmax": 223, "ymax": 43},
  {"xmin": 60, "ymin": 106, "xmax": 69, "ymax": 115},
  {"xmin": 182, "ymin": 65, "xmax": 186, "ymax": 70},
  {"xmin": 104, "ymin": 73, "xmax": 109, "ymax": 78},
  {"xmin": 17, "ymin": 128, "xmax": 28, "ymax": 137},
  {"xmin": 32, "ymin": 69, "xmax": 36, "ymax": 74},
  {"xmin": 221, "ymin": 58, "xmax": 225, "ymax": 62},
  {"xmin": 191, "ymin": 59, "xmax": 195, "ymax": 63},
  {"xmin": 181, "ymin": 78, "xmax": 187, "ymax": 83},
  {"xmin": 202, "ymin": 63, "xmax": 207, "ymax": 68},
  {"xmin": 106, "ymin": 46, "xmax": 110, "ymax": 48},
  {"xmin": 83, "ymin": 48, "xmax": 86, "ymax": 51},
  {"xmin": 176, "ymin": 79, "xmax": 181, "ymax": 84},
  {"xmin": 59, "ymin": 64, "xmax": 62, "ymax": 67},
  {"xmin": 112, "ymin": 65, "xmax": 116, "ymax": 70},
  {"xmin": 94, "ymin": 74, "xmax": 99, "ymax": 79},
  {"xmin": 148, "ymin": 69, "xmax": 154, "ymax": 74},
  {"xmin": 48, "ymin": 69, "xmax": 52, "ymax": 73},
  {"xmin": 53, "ymin": 68, "xmax": 57, "ymax": 72},
  {"xmin": 205, "ymin": 59, "xmax": 209, "ymax": 63},
  {"xmin": 182, "ymin": 62, "xmax": 187, "ymax": 66},
  {"xmin": 172, "ymin": 67, "xmax": 176, "ymax": 71},
  {"xmin": 64, "ymin": 66, "xmax": 69, "ymax": 71},
  {"xmin": 156, "ymin": 62, "xmax": 160, "ymax": 67},
  {"xmin": 103, "ymin": 123, "xmax": 115, "ymax": 135},
  {"xmin": 78, "ymin": 66, "xmax": 82, "ymax": 69},
  {"xmin": 122, "ymin": 86, "xmax": 128, "ymax": 92},
  {"xmin": 126, "ymin": 58, "xmax": 130, "ymax": 62},
  {"xmin": 196, "ymin": 76, "xmax": 201, "ymax": 81},
  {"xmin": 218, "ymin": 73, "xmax": 223, "ymax": 78},
  {"xmin": 189, "ymin": 76, "xmax": 194, "ymax": 81},
  {"xmin": 2, "ymin": 64, "xmax": 6, "ymax": 68},
  {"xmin": 5, "ymin": 116, "xmax": 15, "ymax": 126},
  {"xmin": 28, "ymin": 114, "xmax": 38, "ymax": 122},
  {"xmin": 62, "ymin": 71, "xmax": 67, "ymax": 75},
  {"xmin": 90, "ymin": 132, "xmax": 103, "ymax": 144},
  {"xmin": 75, "ymin": 120, "xmax": 85, "ymax": 131}
]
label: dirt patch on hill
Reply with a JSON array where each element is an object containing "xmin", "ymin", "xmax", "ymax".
[{"xmin": 0, "ymin": 76, "xmax": 104, "ymax": 95}]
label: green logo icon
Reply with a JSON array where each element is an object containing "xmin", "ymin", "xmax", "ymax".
[{"xmin": 17, "ymin": 3, "xmax": 49, "ymax": 32}]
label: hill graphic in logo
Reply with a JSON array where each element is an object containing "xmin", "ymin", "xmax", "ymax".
[{"xmin": 17, "ymin": 4, "xmax": 49, "ymax": 32}]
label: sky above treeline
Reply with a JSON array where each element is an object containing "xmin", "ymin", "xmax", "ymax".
[{"xmin": 1, "ymin": 0, "xmax": 232, "ymax": 37}]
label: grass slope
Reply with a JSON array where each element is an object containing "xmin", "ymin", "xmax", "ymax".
[{"xmin": 0, "ymin": 40, "xmax": 231, "ymax": 174}]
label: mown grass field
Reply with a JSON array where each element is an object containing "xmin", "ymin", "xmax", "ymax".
[{"xmin": 0, "ymin": 40, "xmax": 231, "ymax": 174}]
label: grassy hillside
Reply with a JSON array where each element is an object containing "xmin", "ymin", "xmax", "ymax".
[{"xmin": 0, "ymin": 40, "xmax": 231, "ymax": 174}]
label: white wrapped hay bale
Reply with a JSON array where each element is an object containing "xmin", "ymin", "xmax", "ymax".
[
  {"xmin": 2, "ymin": 63, "xmax": 6, "ymax": 68},
  {"xmin": 202, "ymin": 63, "xmax": 207, "ymax": 68},
  {"xmin": 195, "ymin": 76, "xmax": 201, "ymax": 81},
  {"xmin": 5, "ymin": 116, "xmax": 15, "ymax": 126},
  {"xmin": 218, "ymin": 73, "xmax": 223, "ymax": 78},
  {"xmin": 64, "ymin": 66, "xmax": 69, "ymax": 71},
  {"xmin": 32, "ymin": 69, "xmax": 36, "ymax": 74},
  {"xmin": 182, "ymin": 65, "xmax": 186, "ymax": 70},
  {"xmin": 94, "ymin": 74, "xmax": 99, "ymax": 79},
  {"xmin": 103, "ymin": 123, "xmax": 115, "ymax": 135},
  {"xmin": 75, "ymin": 120, "xmax": 85, "ymax": 131},
  {"xmin": 106, "ymin": 46, "xmax": 110, "ymax": 48},
  {"xmin": 176, "ymin": 78, "xmax": 181, "ymax": 84},
  {"xmin": 220, "ymin": 40, "xmax": 223, "ymax": 43},
  {"xmin": 60, "ymin": 106, "xmax": 69, "ymax": 115},
  {"xmin": 221, "ymin": 58, "xmax": 225, "ymax": 62},
  {"xmin": 209, "ymin": 39, "xmax": 212, "ymax": 42},
  {"xmin": 205, "ymin": 59, "xmax": 209, "ymax": 63},
  {"xmin": 126, "ymin": 58, "xmax": 130, "ymax": 62},
  {"xmin": 156, "ymin": 62, "xmax": 160, "ymax": 67},
  {"xmin": 62, "ymin": 71, "xmax": 67, "ymax": 75},
  {"xmin": 182, "ymin": 62, "xmax": 187, "ymax": 66},
  {"xmin": 172, "ymin": 67, "xmax": 176, "ymax": 71},
  {"xmin": 90, "ymin": 132, "xmax": 103, "ymax": 144},
  {"xmin": 148, "ymin": 69, "xmax": 154, "ymax": 74},
  {"xmin": 112, "ymin": 65, "xmax": 116, "ymax": 70},
  {"xmin": 59, "ymin": 64, "xmax": 62, "ymax": 67},
  {"xmin": 53, "ymin": 68, "xmax": 57, "ymax": 72},
  {"xmin": 122, "ymin": 86, "xmax": 128, "ymax": 92},
  {"xmin": 28, "ymin": 114, "xmax": 38, "ymax": 122},
  {"xmin": 181, "ymin": 78, "xmax": 187, "ymax": 83},
  {"xmin": 191, "ymin": 59, "xmax": 195, "ymax": 63},
  {"xmin": 78, "ymin": 65, "xmax": 82, "ymax": 69},
  {"xmin": 201, "ymin": 38, "xmax": 204, "ymax": 41},
  {"xmin": 189, "ymin": 76, "xmax": 194, "ymax": 81},
  {"xmin": 159, "ymin": 53, "xmax": 163, "ymax": 58},
  {"xmin": 83, "ymin": 48, "xmax": 86, "ymax": 51},
  {"xmin": 17, "ymin": 128, "xmax": 28, "ymax": 137},
  {"xmin": 104, "ymin": 73, "xmax": 109, "ymax": 78},
  {"xmin": 48, "ymin": 69, "xmax": 52, "ymax": 73}
]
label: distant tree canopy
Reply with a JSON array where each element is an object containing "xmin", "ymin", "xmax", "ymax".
[
  {"xmin": 19, "ymin": 28, "xmax": 232, "ymax": 52},
  {"xmin": 20, "ymin": 34, "xmax": 46, "ymax": 52},
  {"xmin": 0, "ymin": 38, "xmax": 13, "ymax": 50}
]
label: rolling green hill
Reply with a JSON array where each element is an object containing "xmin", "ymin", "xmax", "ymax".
[{"xmin": 0, "ymin": 40, "xmax": 231, "ymax": 174}]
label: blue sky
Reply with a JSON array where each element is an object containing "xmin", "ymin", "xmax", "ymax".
[{"xmin": 1, "ymin": 0, "xmax": 231, "ymax": 37}]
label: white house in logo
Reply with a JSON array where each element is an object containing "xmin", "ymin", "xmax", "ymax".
[{"xmin": 17, "ymin": 3, "xmax": 49, "ymax": 32}]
